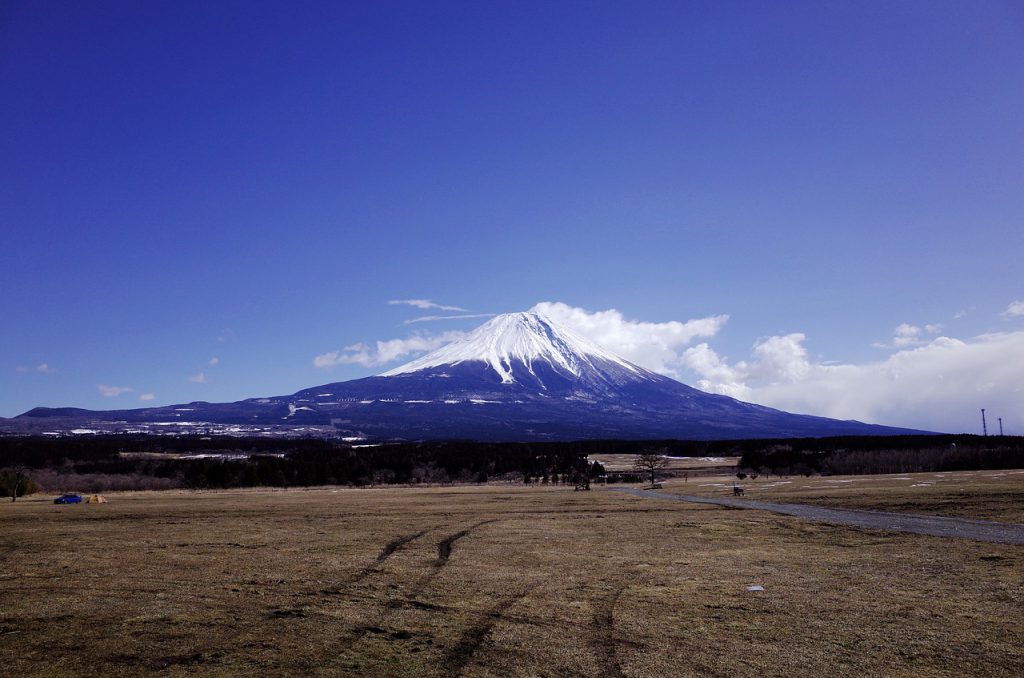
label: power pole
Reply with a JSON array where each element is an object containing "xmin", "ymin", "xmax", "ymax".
[
  {"xmin": 998, "ymin": 417, "xmax": 1003, "ymax": 436},
  {"xmin": 981, "ymin": 409, "xmax": 988, "ymax": 436}
]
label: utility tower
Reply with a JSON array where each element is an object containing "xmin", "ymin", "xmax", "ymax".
[
  {"xmin": 998, "ymin": 417, "xmax": 1003, "ymax": 436},
  {"xmin": 981, "ymin": 409, "xmax": 988, "ymax": 436}
]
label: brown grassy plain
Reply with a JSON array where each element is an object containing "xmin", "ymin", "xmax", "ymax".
[
  {"xmin": 672, "ymin": 468, "xmax": 1024, "ymax": 523},
  {"xmin": 1, "ymin": 480, "xmax": 1022, "ymax": 677}
]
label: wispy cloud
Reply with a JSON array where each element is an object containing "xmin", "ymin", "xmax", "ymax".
[
  {"xmin": 217, "ymin": 329, "xmax": 236, "ymax": 343},
  {"xmin": 1002, "ymin": 300, "xmax": 1024, "ymax": 319},
  {"xmin": 208, "ymin": 356, "xmax": 220, "ymax": 367},
  {"xmin": 139, "ymin": 393, "xmax": 156, "ymax": 402},
  {"xmin": 404, "ymin": 313, "xmax": 494, "ymax": 324},
  {"xmin": 16, "ymin": 363, "xmax": 57, "ymax": 374},
  {"xmin": 187, "ymin": 372, "xmax": 209, "ymax": 383},
  {"xmin": 314, "ymin": 331, "xmax": 466, "ymax": 368},
  {"xmin": 97, "ymin": 384, "xmax": 133, "ymax": 397},
  {"xmin": 388, "ymin": 299, "xmax": 467, "ymax": 312}
]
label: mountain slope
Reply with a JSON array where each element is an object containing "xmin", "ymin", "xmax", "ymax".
[{"xmin": 8, "ymin": 312, "xmax": 930, "ymax": 440}]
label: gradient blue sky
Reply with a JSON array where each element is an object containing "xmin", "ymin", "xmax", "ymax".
[{"xmin": 3, "ymin": 1, "xmax": 1022, "ymax": 432}]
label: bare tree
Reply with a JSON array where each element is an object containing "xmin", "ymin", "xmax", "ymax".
[
  {"xmin": 1, "ymin": 466, "xmax": 32, "ymax": 502},
  {"xmin": 633, "ymin": 450, "xmax": 669, "ymax": 487}
]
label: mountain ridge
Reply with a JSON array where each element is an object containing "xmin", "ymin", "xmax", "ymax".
[{"xmin": 5, "ymin": 311, "xmax": 931, "ymax": 440}]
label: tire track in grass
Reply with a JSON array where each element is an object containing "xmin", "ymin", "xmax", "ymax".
[
  {"xmin": 403, "ymin": 519, "xmax": 500, "ymax": 601},
  {"xmin": 321, "ymin": 530, "xmax": 429, "ymax": 593},
  {"xmin": 591, "ymin": 584, "xmax": 626, "ymax": 678},
  {"xmin": 441, "ymin": 584, "xmax": 538, "ymax": 676},
  {"xmin": 340, "ymin": 520, "xmax": 500, "ymax": 655},
  {"xmin": 377, "ymin": 530, "xmax": 428, "ymax": 563},
  {"xmin": 435, "ymin": 520, "xmax": 498, "ymax": 567}
]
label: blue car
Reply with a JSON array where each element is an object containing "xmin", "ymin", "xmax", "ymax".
[{"xmin": 54, "ymin": 493, "xmax": 83, "ymax": 504}]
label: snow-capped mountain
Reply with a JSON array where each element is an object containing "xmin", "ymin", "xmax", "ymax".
[
  {"xmin": 9, "ymin": 311, "xmax": 929, "ymax": 440},
  {"xmin": 382, "ymin": 312, "xmax": 651, "ymax": 395},
  {"xmin": 384, "ymin": 312, "xmax": 642, "ymax": 383}
]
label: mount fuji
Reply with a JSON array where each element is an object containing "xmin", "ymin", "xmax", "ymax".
[{"xmin": 8, "ymin": 312, "xmax": 927, "ymax": 440}]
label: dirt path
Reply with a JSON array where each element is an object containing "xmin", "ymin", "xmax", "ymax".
[{"xmin": 610, "ymin": 487, "xmax": 1024, "ymax": 545}]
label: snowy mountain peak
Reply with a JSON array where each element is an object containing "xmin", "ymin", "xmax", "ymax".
[{"xmin": 381, "ymin": 311, "xmax": 642, "ymax": 384}]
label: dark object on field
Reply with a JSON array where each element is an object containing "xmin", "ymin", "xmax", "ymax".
[
  {"xmin": 733, "ymin": 486, "xmax": 745, "ymax": 497},
  {"xmin": 54, "ymin": 493, "xmax": 83, "ymax": 504}
]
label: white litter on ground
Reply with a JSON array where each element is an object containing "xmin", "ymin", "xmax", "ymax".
[{"xmin": 746, "ymin": 585, "xmax": 765, "ymax": 592}]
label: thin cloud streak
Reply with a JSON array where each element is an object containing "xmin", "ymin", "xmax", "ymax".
[
  {"xmin": 16, "ymin": 363, "xmax": 57, "ymax": 374},
  {"xmin": 97, "ymin": 384, "xmax": 133, "ymax": 397},
  {"xmin": 388, "ymin": 299, "xmax": 467, "ymax": 312},
  {"xmin": 403, "ymin": 313, "xmax": 495, "ymax": 324}
]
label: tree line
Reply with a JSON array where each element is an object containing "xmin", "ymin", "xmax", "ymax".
[
  {"xmin": 0, "ymin": 435, "xmax": 609, "ymax": 493},
  {"xmin": 738, "ymin": 436, "xmax": 1024, "ymax": 476},
  {"xmin": 3, "ymin": 433, "xmax": 1021, "ymax": 495}
]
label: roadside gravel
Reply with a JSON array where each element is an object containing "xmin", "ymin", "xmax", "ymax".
[{"xmin": 611, "ymin": 487, "xmax": 1024, "ymax": 545}]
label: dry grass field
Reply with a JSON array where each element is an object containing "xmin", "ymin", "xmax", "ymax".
[
  {"xmin": 670, "ymin": 469, "xmax": 1024, "ymax": 523},
  {"xmin": 2, "ymin": 481, "xmax": 1023, "ymax": 677}
]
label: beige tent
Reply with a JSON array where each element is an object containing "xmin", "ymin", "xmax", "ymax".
[{"xmin": 86, "ymin": 495, "xmax": 108, "ymax": 504}]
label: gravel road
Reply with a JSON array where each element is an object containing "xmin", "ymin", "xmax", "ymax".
[{"xmin": 611, "ymin": 487, "xmax": 1024, "ymax": 545}]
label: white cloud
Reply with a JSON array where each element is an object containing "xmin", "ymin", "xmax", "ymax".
[
  {"xmin": 208, "ymin": 356, "xmax": 220, "ymax": 367},
  {"xmin": 16, "ymin": 363, "xmax": 57, "ymax": 374},
  {"xmin": 97, "ymin": 384, "xmax": 133, "ymax": 397},
  {"xmin": 680, "ymin": 330, "xmax": 1024, "ymax": 433},
  {"xmin": 217, "ymin": 329, "xmax": 236, "ymax": 343},
  {"xmin": 388, "ymin": 299, "xmax": 467, "ymax": 312},
  {"xmin": 531, "ymin": 301, "xmax": 728, "ymax": 376},
  {"xmin": 894, "ymin": 323, "xmax": 922, "ymax": 346},
  {"xmin": 187, "ymin": 372, "xmax": 209, "ymax": 383},
  {"xmin": 314, "ymin": 331, "xmax": 466, "ymax": 368},
  {"xmin": 872, "ymin": 322, "xmax": 942, "ymax": 349},
  {"xmin": 404, "ymin": 313, "xmax": 494, "ymax": 324},
  {"xmin": 139, "ymin": 393, "xmax": 156, "ymax": 402},
  {"xmin": 1002, "ymin": 300, "xmax": 1024, "ymax": 318},
  {"xmin": 680, "ymin": 343, "xmax": 750, "ymax": 399}
]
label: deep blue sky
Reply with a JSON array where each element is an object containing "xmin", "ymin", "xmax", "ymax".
[{"xmin": 2, "ymin": 1, "xmax": 1022, "ymax": 423}]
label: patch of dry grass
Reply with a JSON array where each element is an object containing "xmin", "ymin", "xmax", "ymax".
[
  {"xmin": 1, "ymin": 484, "xmax": 1022, "ymax": 676},
  {"xmin": 675, "ymin": 468, "xmax": 1024, "ymax": 523}
]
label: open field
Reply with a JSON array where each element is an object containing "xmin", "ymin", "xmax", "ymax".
[
  {"xmin": 591, "ymin": 453, "xmax": 740, "ymax": 474},
  {"xmin": 2, "ymin": 483, "xmax": 1023, "ymax": 677},
  {"xmin": 667, "ymin": 469, "xmax": 1024, "ymax": 523}
]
